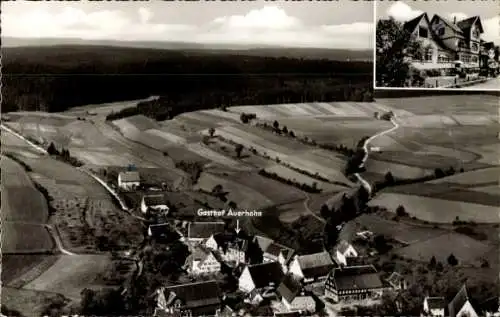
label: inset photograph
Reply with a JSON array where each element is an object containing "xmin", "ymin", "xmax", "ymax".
[{"xmin": 375, "ymin": 1, "xmax": 499, "ymax": 90}]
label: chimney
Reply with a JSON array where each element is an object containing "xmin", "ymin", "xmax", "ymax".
[{"xmin": 453, "ymin": 16, "xmax": 457, "ymax": 24}]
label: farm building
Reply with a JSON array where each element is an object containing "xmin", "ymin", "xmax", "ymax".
[
  {"xmin": 155, "ymin": 280, "xmax": 222, "ymax": 317},
  {"xmin": 118, "ymin": 171, "xmax": 140, "ymax": 190},
  {"xmin": 288, "ymin": 251, "xmax": 336, "ymax": 284},
  {"xmin": 423, "ymin": 296, "xmax": 446, "ymax": 317},
  {"xmin": 334, "ymin": 240, "xmax": 358, "ymax": 267},
  {"xmin": 187, "ymin": 221, "xmax": 226, "ymax": 244},
  {"xmin": 262, "ymin": 242, "xmax": 295, "ymax": 273},
  {"xmin": 386, "ymin": 272, "xmax": 408, "ymax": 290},
  {"xmin": 448, "ymin": 285, "xmax": 479, "ymax": 317},
  {"xmin": 205, "ymin": 232, "xmax": 249, "ymax": 265},
  {"xmin": 140, "ymin": 194, "xmax": 169, "ymax": 214},
  {"xmin": 324, "ymin": 265, "xmax": 386, "ymax": 303},
  {"xmin": 277, "ymin": 274, "xmax": 315, "ymax": 313},
  {"xmin": 147, "ymin": 223, "xmax": 179, "ymax": 240},
  {"xmin": 238, "ymin": 262, "xmax": 284, "ymax": 294},
  {"xmin": 185, "ymin": 245, "xmax": 221, "ymax": 276}
]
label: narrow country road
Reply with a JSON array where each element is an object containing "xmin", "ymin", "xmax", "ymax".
[
  {"xmin": 303, "ymin": 192, "xmax": 326, "ymax": 223},
  {"xmin": 1, "ymin": 124, "xmax": 48, "ymax": 154},
  {"xmin": 354, "ymin": 116, "xmax": 400, "ymax": 194},
  {"xmin": 44, "ymin": 224, "xmax": 77, "ymax": 256}
]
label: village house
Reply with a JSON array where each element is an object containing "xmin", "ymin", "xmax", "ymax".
[
  {"xmin": 238, "ymin": 262, "xmax": 284, "ymax": 295},
  {"xmin": 448, "ymin": 285, "xmax": 479, "ymax": 317},
  {"xmin": 147, "ymin": 223, "xmax": 179, "ymax": 241},
  {"xmin": 482, "ymin": 296, "xmax": 500, "ymax": 317},
  {"xmin": 386, "ymin": 272, "xmax": 408, "ymax": 291},
  {"xmin": 334, "ymin": 240, "xmax": 358, "ymax": 266},
  {"xmin": 403, "ymin": 13, "xmax": 485, "ymax": 72},
  {"xmin": 187, "ymin": 221, "xmax": 226, "ymax": 245},
  {"xmin": 140, "ymin": 194, "xmax": 169, "ymax": 214},
  {"xmin": 205, "ymin": 232, "xmax": 248, "ymax": 265},
  {"xmin": 117, "ymin": 170, "xmax": 140, "ymax": 190},
  {"xmin": 154, "ymin": 280, "xmax": 222, "ymax": 317},
  {"xmin": 277, "ymin": 274, "xmax": 316, "ymax": 314},
  {"xmin": 288, "ymin": 251, "xmax": 336, "ymax": 284},
  {"xmin": 254, "ymin": 236, "xmax": 295, "ymax": 268},
  {"xmin": 185, "ymin": 245, "xmax": 221, "ymax": 276},
  {"xmin": 422, "ymin": 296, "xmax": 446, "ymax": 317},
  {"xmin": 324, "ymin": 265, "xmax": 386, "ymax": 303}
]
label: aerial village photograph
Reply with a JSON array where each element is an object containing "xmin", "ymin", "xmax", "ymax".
[
  {"xmin": 1, "ymin": 0, "xmax": 499, "ymax": 317},
  {"xmin": 375, "ymin": 1, "xmax": 500, "ymax": 89}
]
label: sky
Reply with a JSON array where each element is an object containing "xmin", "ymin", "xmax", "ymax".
[
  {"xmin": 2, "ymin": 1, "xmax": 374, "ymax": 49},
  {"xmin": 377, "ymin": 1, "xmax": 499, "ymax": 43}
]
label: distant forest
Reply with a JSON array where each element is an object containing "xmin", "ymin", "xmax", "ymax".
[{"xmin": 2, "ymin": 45, "xmax": 373, "ymax": 115}]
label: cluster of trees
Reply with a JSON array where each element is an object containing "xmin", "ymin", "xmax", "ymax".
[
  {"xmin": 376, "ymin": 17, "xmax": 425, "ymax": 87},
  {"xmin": 239, "ymin": 113, "xmax": 257, "ymax": 124},
  {"xmin": 323, "ymin": 186, "xmax": 371, "ymax": 248},
  {"xmin": 2, "ymin": 45, "xmax": 372, "ymax": 115},
  {"xmin": 258, "ymin": 169, "xmax": 321, "ymax": 193},
  {"xmin": 175, "ymin": 160, "xmax": 204, "ymax": 184},
  {"xmin": 257, "ymin": 121, "xmax": 296, "ymax": 138},
  {"xmin": 344, "ymin": 137, "xmax": 370, "ymax": 175},
  {"xmin": 47, "ymin": 142, "xmax": 83, "ymax": 167},
  {"xmin": 373, "ymin": 166, "xmax": 464, "ymax": 193}
]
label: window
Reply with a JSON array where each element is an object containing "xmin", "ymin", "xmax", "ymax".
[
  {"xmin": 471, "ymin": 43, "xmax": 479, "ymax": 51},
  {"xmin": 425, "ymin": 48, "xmax": 433, "ymax": 62},
  {"xmin": 419, "ymin": 27, "xmax": 428, "ymax": 38},
  {"xmin": 438, "ymin": 28, "xmax": 445, "ymax": 36},
  {"xmin": 471, "ymin": 56, "xmax": 478, "ymax": 63}
]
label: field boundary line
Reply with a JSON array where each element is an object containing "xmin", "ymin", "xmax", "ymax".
[
  {"xmin": 77, "ymin": 167, "xmax": 129, "ymax": 211},
  {"xmin": 1, "ymin": 124, "xmax": 48, "ymax": 154}
]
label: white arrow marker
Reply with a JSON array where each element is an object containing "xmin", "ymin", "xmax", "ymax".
[{"xmin": 235, "ymin": 219, "xmax": 241, "ymax": 234}]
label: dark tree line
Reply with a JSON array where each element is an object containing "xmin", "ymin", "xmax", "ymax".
[{"xmin": 2, "ymin": 45, "xmax": 372, "ymax": 114}]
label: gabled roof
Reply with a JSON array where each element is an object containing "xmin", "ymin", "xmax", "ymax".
[
  {"xmin": 457, "ymin": 16, "xmax": 483, "ymax": 34},
  {"xmin": 143, "ymin": 194, "xmax": 168, "ymax": 207},
  {"xmin": 449, "ymin": 284, "xmax": 476, "ymax": 317},
  {"xmin": 254, "ymin": 235, "xmax": 274, "ymax": 251},
  {"xmin": 119, "ymin": 171, "xmax": 140, "ymax": 182},
  {"xmin": 265, "ymin": 243, "xmax": 294, "ymax": 261},
  {"xmin": 425, "ymin": 297, "xmax": 446, "ymax": 310},
  {"xmin": 190, "ymin": 245, "xmax": 214, "ymax": 262},
  {"xmin": 431, "ymin": 14, "xmax": 464, "ymax": 34},
  {"xmin": 148, "ymin": 223, "xmax": 178, "ymax": 238},
  {"xmin": 163, "ymin": 280, "xmax": 221, "ymax": 309},
  {"xmin": 228, "ymin": 239, "xmax": 249, "ymax": 252},
  {"xmin": 188, "ymin": 221, "xmax": 225, "ymax": 239},
  {"xmin": 246, "ymin": 262, "xmax": 284, "ymax": 289},
  {"xmin": 296, "ymin": 251, "xmax": 334, "ymax": 269},
  {"xmin": 329, "ymin": 265, "xmax": 384, "ymax": 291},
  {"xmin": 277, "ymin": 274, "xmax": 302, "ymax": 303},
  {"xmin": 404, "ymin": 13, "xmax": 429, "ymax": 33}
]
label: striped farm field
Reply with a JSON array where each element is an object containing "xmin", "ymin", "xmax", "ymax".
[
  {"xmin": 224, "ymin": 171, "xmax": 306, "ymax": 204},
  {"xmin": 23, "ymin": 254, "xmax": 114, "ymax": 301},
  {"xmin": 113, "ymin": 118, "xmax": 141, "ymax": 137},
  {"xmin": 119, "ymin": 115, "xmax": 159, "ymax": 131},
  {"xmin": 1, "ymin": 156, "xmax": 48, "ymax": 223},
  {"xmin": 185, "ymin": 143, "xmax": 248, "ymax": 170},
  {"xmin": 428, "ymin": 167, "xmax": 500, "ymax": 186},
  {"xmin": 73, "ymin": 148, "xmax": 156, "ymax": 168},
  {"xmin": 197, "ymin": 109, "xmax": 242, "ymax": 124},
  {"xmin": 144, "ymin": 128, "xmax": 186, "ymax": 144},
  {"xmin": 469, "ymin": 185, "xmax": 500, "ymax": 196},
  {"xmin": 376, "ymin": 95, "xmax": 499, "ymax": 116},
  {"xmin": 2, "ymin": 223, "xmax": 54, "ymax": 253},
  {"xmin": 395, "ymin": 232, "xmax": 492, "ymax": 264},
  {"xmin": 264, "ymin": 164, "xmax": 348, "ymax": 192},
  {"xmin": 451, "ymin": 115, "xmax": 498, "ymax": 126},
  {"xmin": 363, "ymin": 159, "xmax": 432, "ymax": 180},
  {"xmin": 195, "ymin": 172, "xmax": 273, "ymax": 209},
  {"xmin": 368, "ymin": 193, "xmax": 500, "ymax": 223}
]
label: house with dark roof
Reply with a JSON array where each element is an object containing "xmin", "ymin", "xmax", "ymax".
[
  {"xmin": 118, "ymin": 171, "xmax": 140, "ymax": 190},
  {"xmin": 185, "ymin": 245, "xmax": 221, "ymax": 276},
  {"xmin": 277, "ymin": 274, "xmax": 316, "ymax": 314},
  {"xmin": 187, "ymin": 221, "xmax": 226, "ymax": 244},
  {"xmin": 423, "ymin": 296, "xmax": 446, "ymax": 317},
  {"xmin": 155, "ymin": 280, "xmax": 222, "ymax": 316},
  {"xmin": 288, "ymin": 251, "xmax": 336, "ymax": 284},
  {"xmin": 482, "ymin": 296, "xmax": 500, "ymax": 317},
  {"xmin": 386, "ymin": 272, "xmax": 408, "ymax": 291},
  {"xmin": 324, "ymin": 265, "xmax": 386, "ymax": 303},
  {"xmin": 238, "ymin": 262, "xmax": 284, "ymax": 294},
  {"xmin": 141, "ymin": 194, "xmax": 169, "ymax": 214},
  {"xmin": 148, "ymin": 223, "xmax": 180, "ymax": 241},
  {"xmin": 253, "ymin": 235, "xmax": 295, "ymax": 272},
  {"xmin": 206, "ymin": 232, "xmax": 249, "ymax": 265},
  {"xmin": 334, "ymin": 240, "xmax": 358, "ymax": 266},
  {"xmin": 448, "ymin": 285, "xmax": 479, "ymax": 317},
  {"xmin": 402, "ymin": 12, "xmax": 486, "ymax": 72}
]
